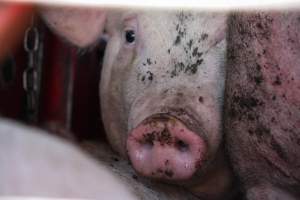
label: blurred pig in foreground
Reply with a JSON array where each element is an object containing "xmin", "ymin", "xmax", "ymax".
[{"xmin": 0, "ymin": 118, "xmax": 137, "ymax": 199}]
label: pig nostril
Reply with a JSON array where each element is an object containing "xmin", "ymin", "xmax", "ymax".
[
  {"xmin": 176, "ymin": 140, "xmax": 189, "ymax": 152},
  {"xmin": 142, "ymin": 133, "xmax": 155, "ymax": 149},
  {"xmin": 144, "ymin": 140, "xmax": 154, "ymax": 149}
]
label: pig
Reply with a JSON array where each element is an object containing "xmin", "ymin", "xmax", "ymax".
[
  {"xmin": 0, "ymin": 118, "xmax": 137, "ymax": 199},
  {"xmin": 41, "ymin": 7, "xmax": 234, "ymax": 199},
  {"xmin": 0, "ymin": 118, "xmax": 200, "ymax": 200},
  {"xmin": 225, "ymin": 12, "xmax": 300, "ymax": 199}
]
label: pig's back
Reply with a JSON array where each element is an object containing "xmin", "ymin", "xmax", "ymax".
[{"xmin": 225, "ymin": 12, "xmax": 300, "ymax": 195}]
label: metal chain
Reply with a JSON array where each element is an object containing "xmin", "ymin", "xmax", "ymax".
[{"xmin": 23, "ymin": 16, "xmax": 43, "ymax": 123}]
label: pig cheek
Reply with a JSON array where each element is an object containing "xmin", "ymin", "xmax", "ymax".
[
  {"xmin": 115, "ymin": 40, "xmax": 138, "ymax": 69},
  {"xmin": 190, "ymin": 93, "xmax": 223, "ymax": 158},
  {"xmin": 105, "ymin": 45, "xmax": 137, "ymax": 154}
]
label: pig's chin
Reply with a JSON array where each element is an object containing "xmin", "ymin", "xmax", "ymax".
[{"xmin": 126, "ymin": 114, "xmax": 207, "ymax": 182}]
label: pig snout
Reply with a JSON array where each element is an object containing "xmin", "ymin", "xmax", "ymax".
[{"xmin": 127, "ymin": 114, "xmax": 206, "ymax": 181}]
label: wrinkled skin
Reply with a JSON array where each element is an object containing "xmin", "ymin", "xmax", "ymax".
[
  {"xmin": 41, "ymin": 8, "xmax": 234, "ymax": 199},
  {"xmin": 225, "ymin": 12, "xmax": 300, "ymax": 199},
  {"xmin": 0, "ymin": 118, "xmax": 199, "ymax": 200}
]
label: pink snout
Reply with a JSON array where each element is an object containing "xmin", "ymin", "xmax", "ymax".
[{"xmin": 127, "ymin": 115, "xmax": 206, "ymax": 181}]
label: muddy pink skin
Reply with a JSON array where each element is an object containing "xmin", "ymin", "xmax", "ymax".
[
  {"xmin": 225, "ymin": 12, "xmax": 300, "ymax": 199},
  {"xmin": 127, "ymin": 114, "xmax": 206, "ymax": 180}
]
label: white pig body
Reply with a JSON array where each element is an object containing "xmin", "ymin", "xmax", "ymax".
[{"xmin": 0, "ymin": 118, "xmax": 137, "ymax": 199}]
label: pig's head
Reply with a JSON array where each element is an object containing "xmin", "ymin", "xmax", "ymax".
[
  {"xmin": 41, "ymin": 7, "xmax": 231, "ymax": 198},
  {"xmin": 101, "ymin": 10, "xmax": 227, "ymax": 182}
]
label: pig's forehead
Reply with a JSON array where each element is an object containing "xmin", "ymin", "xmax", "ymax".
[
  {"xmin": 139, "ymin": 12, "xmax": 225, "ymax": 46},
  {"xmin": 107, "ymin": 10, "xmax": 226, "ymax": 33},
  {"xmin": 136, "ymin": 11, "xmax": 227, "ymax": 54},
  {"xmin": 140, "ymin": 11, "xmax": 224, "ymax": 24},
  {"xmin": 140, "ymin": 11, "xmax": 225, "ymax": 33}
]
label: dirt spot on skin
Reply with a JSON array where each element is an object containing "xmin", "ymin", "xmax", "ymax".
[
  {"xmin": 229, "ymin": 89, "xmax": 266, "ymax": 125},
  {"xmin": 140, "ymin": 116, "xmax": 191, "ymax": 149},
  {"xmin": 185, "ymin": 59, "xmax": 203, "ymax": 75},
  {"xmin": 164, "ymin": 170, "xmax": 174, "ymax": 178},
  {"xmin": 147, "ymin": 71, "xmax": 153, "ymax": 81},
  {"xmin": 270, "ymin": 137, "xmax": 288, "ymax": 162},
  {"xmin": 170, "ymin": 58, "xmax": 203, "ymax": 78},
  {"xmin": 174, "ymin": 35, "xmax": 181, "ymax": 45},
  {"xmin": 143, "ymin": 132, "xmax": 155, "ymax": 146},
  {"xmin": 195, "ymin": 158, "xmax": 203, "ymax": 169},
  {"xmin": 153, "ymin": 168, "xmax": 175, "ymax": 178},
  {"xmin": 271, "ymin": 117, "xmax": 276, "ymax": 123},
  {"xmin": 187, "ymin": 39, "xmax": 193, "ymax": 49},
  {"xmin": 192, "ymin": 47, "xmax": 203, "ymax": 57},
  {"xmin": 192, "ymin": 47, "xmax": 198, "ymax": 56},
  {"xmin": 157, "ymin": 128, "xmax": 173, "ymax": 145},
  {"xmin": 254, "ymin": 124, "xmax": 271, "ymax": 137},
  {"xmin": 170, "ymin": 62, "xmax": 185, "ymax": 78},
  {"xmin": 165, "ymin": 160, "xmax": 170, "ymax": 165},
  {"xmin": 273, "ymin": 75, "xmax": 282, "ymax": 85},
  {"xmin": 141, "ymin": 128, "xmax": 173, "ymax": 146},
  {"xmin": 254, "ymin": 75, "xmax": 263, "ymax": 85},
  {"xmin": 248, "ymin": 129, "xmax": 254, "ymax": 136},
  {"xmin": 140, "ymin": 71, "xmax": 154, "ymax": 83},
  {"xmin": 198, "ymin": 96, "xmax": 204, "ymax": 103},
  {"xmin": 201, "ymin": 33, "xmax": 208, "ymax": 40},
  {"xmin": 256, "ymin": 22, "xmax": 263, "ymax": 29},
  {"xmin": 147, "ymin": 58, "xmax": 152, "ymax": 65},
  {"xmin": 233, "ymin": 94, "xmax": 262, "ymax": 110},
  {"xmin": 112, "ymin": 157, "xmax": 119, "ymax": 162},
  {"xmin": 246, "ymin": 113, "xmax": 255, "ymax": 121},
  {"xmin": 248, "ymin": 125, "xmax": 271, "ymax": 138},
  {"xmin": 248, "ymin": 63, "xmax": 265, "ymax": 86},
  {"xmin": 132, "ymin": 174, "xmax": 138, "ymax": 180}
]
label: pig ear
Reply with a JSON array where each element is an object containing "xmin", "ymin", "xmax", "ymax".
[{"xmin": 40, "ymin": 6, "xmax": 106, "ymax": 48}]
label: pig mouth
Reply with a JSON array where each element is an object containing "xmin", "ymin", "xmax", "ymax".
[{"xmin": 126, "ymin": 114, "xmax": 207, "ymax": 181}]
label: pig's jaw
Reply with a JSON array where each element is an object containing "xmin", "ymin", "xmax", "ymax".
[{"xmin": 126, "ymin": 114, "xmax": 207, "ymax": 181}]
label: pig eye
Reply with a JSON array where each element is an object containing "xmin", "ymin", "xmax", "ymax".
[{"xmin": 125, "ymin": 29, "xmax": 136, "ymax": 44}]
